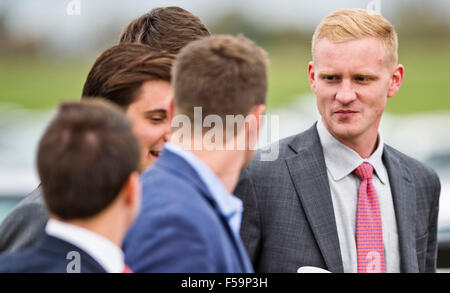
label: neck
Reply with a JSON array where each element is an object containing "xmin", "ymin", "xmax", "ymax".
[
  {"xmin": 170, "ymin": 138, "xmax": 246, "ymax": 194},
  {"xmin": 322, "ymin": 119, "xmax": 380, "ymax": 159},
  {"xmin": 337, "ymin": 133, "xmax": 379, "ymax": 159},
  {"xmin": 60, "ymin": 208, "xmax": 127, "ymax": 248}
]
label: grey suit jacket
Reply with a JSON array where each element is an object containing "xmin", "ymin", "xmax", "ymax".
[
  {"xmin": 0, "ymin": 186, "xmax": 48, "ymax": 253},
  {"xmin": 234, "ymin": 123, "xmax": 441, "ymax": 273}
]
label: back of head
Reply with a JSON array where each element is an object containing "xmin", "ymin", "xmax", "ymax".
[
  {"xmin": 312, "ymin": 8, "xmax": 398, "ymax": 65},
  {"xmin": 172, "ymin": 35, "xmax": 268, "ymax": 125},
  {"xmin": 119, "ymin": 6, "xmax": 210, "ymax": 54},
  {"xmin": 37, "ymin": 99, "xmax": 140, "ymax": 220},
  {"xmin": 81, "ymin": 43, "xmax": 174, "ymax": 109}
]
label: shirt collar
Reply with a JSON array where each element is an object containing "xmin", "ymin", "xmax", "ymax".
[
  {"xmin": 45, "ymin": 219, "xmax": 125, "ymax": 273},
  {"xmin": 316, "ymin": 119, "xmax": 387, "ymax": 184},
  {"xmin": 164, "ymin": 142, "xmax": 243, "ymax": 234}
]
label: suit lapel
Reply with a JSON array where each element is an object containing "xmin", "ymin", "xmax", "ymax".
[
  {"xmin": 285, "ymin": 125, "xmax": 344, "ymax": 273},
  {"xmin": 213, "ymin": 208, "xmax": 254, "ymax": 272},
  {"xmin": 383, "ymin": 146, "xmax": 418, "ymax": 273}
]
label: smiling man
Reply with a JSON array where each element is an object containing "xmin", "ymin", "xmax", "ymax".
[
  {"xmin": 80, "ymin": 44, "xmax": 174, "ymax": 171},
  {"xmin": 0, "ymin": 6, "xmax": 210, "ymax": 254},
  {"xmin": 124, "ymin": 80, "xmax": 171, "ymax": 167},
  {"xmin": 235, "ymin": 8, "xmax": 441, "ymax": 273}
]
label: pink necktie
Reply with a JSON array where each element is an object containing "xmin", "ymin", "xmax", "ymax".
[
  {"xmin": 122, "ymin": 264, "xmax": 133, "ymax": 273},
  {"xmin": 354, "ymin": 162, "xmax": 385, "ymax": 273}
]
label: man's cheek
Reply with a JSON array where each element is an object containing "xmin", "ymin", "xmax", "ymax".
[{"xmin": 316, "ymin": 98, "xmax": 327, "ymax": 118}]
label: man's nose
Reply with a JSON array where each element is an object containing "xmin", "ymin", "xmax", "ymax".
[{"xmin": 335, "ymin": 79, "xmax": 357, "ymax": 105}]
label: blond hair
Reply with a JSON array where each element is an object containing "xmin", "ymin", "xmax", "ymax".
[{"xmin": 312, "ymin": 8, "xmax": 398, "ymax": 65}]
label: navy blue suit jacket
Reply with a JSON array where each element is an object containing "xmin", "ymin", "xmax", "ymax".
[
  {"xmin": 123, "ymin": 148, "xmax": 253, "ymax": 273},
  {"xmin": 0, "ymin": 233, "xmax": 106, "ymax": 273}
]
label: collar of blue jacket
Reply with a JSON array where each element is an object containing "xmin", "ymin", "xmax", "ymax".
[{"xmin": 163, "ymin": 142, "xmax": 244, "ymax": 235}]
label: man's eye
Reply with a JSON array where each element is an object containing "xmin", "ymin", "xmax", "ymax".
[
  {"xmin": 149, "ymin": 116, "xmax": 165, "ymax": 123},
  {"xmin": 323, "ymin": 75, "xmax": 339, "ymax": 82},
  {"xmin": 354, "ymin": 76, "xmax": 374, "ymax": 83}
]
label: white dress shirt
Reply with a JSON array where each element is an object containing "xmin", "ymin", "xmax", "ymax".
[
  {"xmin": 46, "ymin": 219, "xmax": 125, "ymax": 273},
  {"xmin": 316, "ymin": 119, "xmax": 401, "ymax": 273}
]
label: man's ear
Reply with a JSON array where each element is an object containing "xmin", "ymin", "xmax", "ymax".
[
  {"xmin": 168, "ymin": 95, "xmax": 175, "ymax": 121},
  {"xmin": 245, "ymin": 104, "xmax": 266, "ymax": 149},
  {"xmin": 308, "ymin": 61, "xmax": 317, "ymax": 94},
  {"xmin": 122, "ymin": 172, "xmax": 141, "ymax": 208},
  {"xmin": 252, "ymin": 104, "xmax": 266, "ymax": 136},
  {"xmin": 387, "ymin": 64, "xmax": 404, "ymax": 98}
]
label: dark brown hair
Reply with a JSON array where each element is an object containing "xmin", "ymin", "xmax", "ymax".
[
  {"xmin": 82, "ymin": 43, "xmax": 174, "ymax": 108},
  {"xmin": 172, "ymin": 35, "xmax": 268, "ymax": 123},
  {"xmin": 119, "ymin": 6, "xmax": 210, "ymax": 54},
  {"xmin": 37, "ymin": 99, "xmax": 140, "ymax": 219}
]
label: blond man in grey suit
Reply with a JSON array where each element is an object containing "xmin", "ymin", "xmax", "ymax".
[{"xmin": 235, "ymin": 8, "xmax": 440, "ymax": 273}]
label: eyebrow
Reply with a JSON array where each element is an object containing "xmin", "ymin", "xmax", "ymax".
[
  {"xmin": 318, "ymin": 72, "xmax": 379, "ymax": 79},
  {"xmin": 318, "ymin": 72, "xmax": 338, "ymax": 78},
  {"xmin": 145, "ymin": 109, "xmax": 167, "ymax": 115},
  {"xmin": 353, "ymin": 73, "xmax": 379, "ymax": 80}
]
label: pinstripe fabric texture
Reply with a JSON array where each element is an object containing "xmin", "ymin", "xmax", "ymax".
[{"xmin": 355, "ymin": 162, "xmax": 385, "ymax": 273}]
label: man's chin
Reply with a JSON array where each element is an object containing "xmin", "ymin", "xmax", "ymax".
[{"xmin": 328, "ymin": 123, "xmax": 361, "ymax": 141}]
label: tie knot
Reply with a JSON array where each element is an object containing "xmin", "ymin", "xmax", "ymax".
[{"xmin": 354, "ymin": 162, "xmax": 374, "ymax": 180}]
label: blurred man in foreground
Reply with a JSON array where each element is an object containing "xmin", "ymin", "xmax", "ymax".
[
  {"xmin": 235, "ymin": 8, "xmax": 441, "ymax": 273},
  {"xmin": 0, "ymin": 100, "xmax": 141, "ymax": 272},
  {"xmin": 0, "ymin": 6, "xmax": 210, "ymax": 253},
  {"xmin": 123, "ymin": 35, "xmax": 268, "ymax": 272}
]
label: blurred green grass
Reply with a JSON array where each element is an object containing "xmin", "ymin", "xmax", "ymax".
[
  {"xmin": 1, "ymin": 39, "xmax": 450, "ymax": 114},
  {"xmin": 389, "ymin": 39, "xmax": 450, "ymax": 113},
  {"xmin": 0, "ymin": 57, "xmax": 91, "ymax": 109}
]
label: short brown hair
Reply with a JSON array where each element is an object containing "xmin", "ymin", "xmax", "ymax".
[
  {"xmin": 172, "ymin": 35, "xmax": 268, "ymax": 125},
  {"xmin": 312, "ymin": 8, "xmax": 398, "ymax": 65},
  {"xmin": 119, "ymin": 6, "xmax": 210, "ymax": 54},
  {"xmin": 82, "ymin": 43, "xmax": 174, "ymax": 109},
  {"xmin": 37, "ymin": 99, "xmax": 140, "ymax": 219}
]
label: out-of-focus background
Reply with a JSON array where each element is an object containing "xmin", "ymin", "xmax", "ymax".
[{"xmin": 0, "ymin": 0, "xmax": 449, "ymax": 270}]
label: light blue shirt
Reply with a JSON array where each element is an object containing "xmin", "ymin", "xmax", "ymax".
[{"xmin": 163, "ymin": 143, "xmax": 244, "ymax": 236}]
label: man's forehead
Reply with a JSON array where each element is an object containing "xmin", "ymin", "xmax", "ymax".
[
  {"xmin": 315, "ymin": 37, "xmax": 385, "ymax": 55},
  {"xmin": 313, "ymin": 37, "xmax": 388, "ymax": 69}
]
